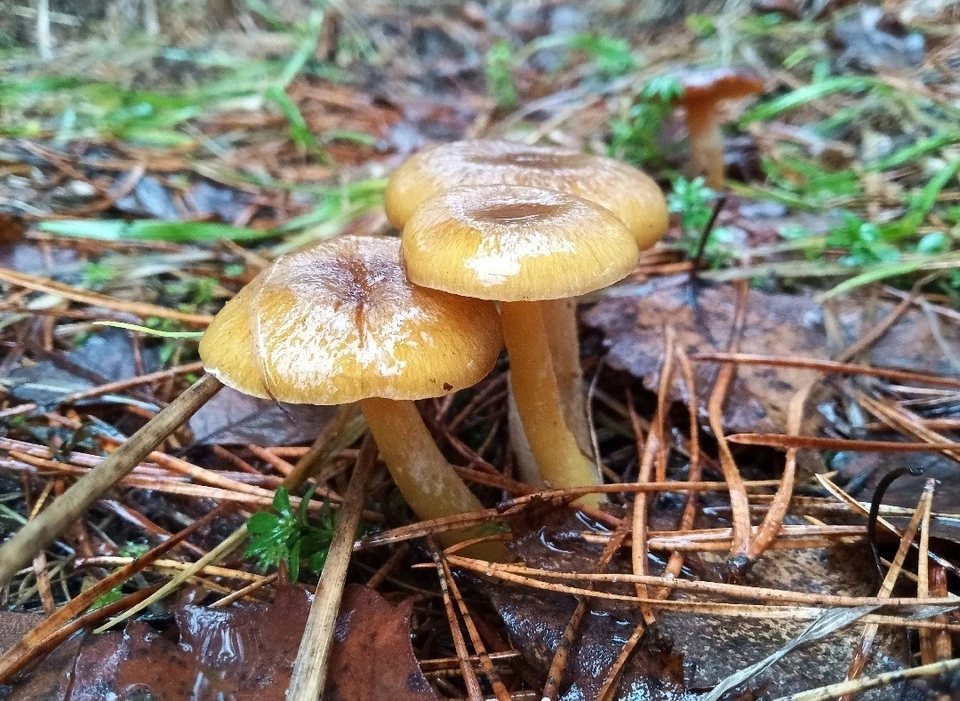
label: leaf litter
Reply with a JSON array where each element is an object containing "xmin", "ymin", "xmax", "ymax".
[{"xmin": 1, "ymin": 1, "xmax": 960, "ymax": 699}]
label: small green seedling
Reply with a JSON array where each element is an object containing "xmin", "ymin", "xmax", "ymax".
[
  {"xmin": 609, "ymin": 76, "xmax": 682, "ymax": 167},
  {"xmin": 244, "ymin": 486, "xmax": 337, "ymax": 582},
  {"xmin": 485, "ymin": 41, "xmax": 518, "ymax": 109}
]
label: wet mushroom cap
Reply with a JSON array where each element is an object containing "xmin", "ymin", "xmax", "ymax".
[
  {"xmin": 199, "ymin": 236, "xmax": 503, "ymax": 404},
  {"xmin": 402, "ymin": 185, "xmax": 639, "ymax": 302},
  {"xmin": 385, "ymin": 140, "xmax": 668, "ymax": 250},
  {"xmin": 676, "ymin": 66, "xmax": 764, "ymax": 104}
]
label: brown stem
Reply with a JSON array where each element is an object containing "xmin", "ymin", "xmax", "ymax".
[
  {"xmin": 685, "ymin": 100, "xmax": 724, "ymax": 189},
  {"xmin": 0, "ymin": 374, "xmax": 222, "ymax": 588},
  {"xmin": 360, "ymin": 397, "xmax": 506, "ymax": 559},
  {"xmin": 500, "ymin": 301, "xmax": 604, "ymax": 506}
]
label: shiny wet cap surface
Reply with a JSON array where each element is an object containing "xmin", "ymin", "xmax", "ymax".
[
  {"xmin": 384, "ymin": 139, "xmax": 668, "ymax": 250},
  {"xmin": 200, "ymin": 235, "xmax": 503, "ymax": 403},
  {"xmin": 402, "ymin": 185, "xmax": 639, "ymax": 302}
]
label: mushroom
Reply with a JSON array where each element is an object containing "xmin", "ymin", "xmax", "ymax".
[
  {"xmin": 675, "ymin": 67, "xmax": 764, "ymax": 188},
  {"xmin": 402, "ymin": 185, "xmax": 639, "ymax": 506},
  {"xmin": 200, "ymin": 235, "xmax": 504, "ymax": 551},
  {"xmin": 384, "ymin": 140, "xmax": 668, "ymax": 483}
]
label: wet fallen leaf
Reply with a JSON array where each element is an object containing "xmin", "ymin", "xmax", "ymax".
[
  {"xmin": 0, "ymin": 612, "xmax": 43, "ymax": 655},
  {"xmin": 188, "ymin": 386, "xmax": 336, "ymax": 445},
  {"xmin": 3, "ymin": 329, "xmax": 159, "ymax": 408},
  {"xmin": 584, "ymin": 279, "xmax": 960, "ymax": 434},
  {"xmin": 486, "ymin": 511, "xmax": 924, "ymax": 699},
  {"xmin": 6, "ymin": 584, "xmax": 437, "ymax": 701}
]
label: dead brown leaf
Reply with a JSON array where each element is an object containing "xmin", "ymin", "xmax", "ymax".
[
  {"xmin": 584, "ymin": 279, "xmax": 960, "ymax": 434},
  {"xmin": 487, "ymin": 511, "xmax": 925, "ymax": 700},
  {"xmin": 5, "ymin": 585, "xmax": 437, "ymax": 701}
]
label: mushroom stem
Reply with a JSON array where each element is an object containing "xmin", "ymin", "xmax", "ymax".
[
  {"xmin": 508, "ymin": 298, "xmax": 593, "ymax": 485},
  {"xmin": 499, "ymin": 301, "xmax": 604, "ymax": 507},
  {"xmin": 685, "ymin": 100, "xmax": 725, "ymax": 189},
  {"xmin": 359, "ymin": 397, "xmax": 506, "ymax": 558},
  {"xmin": 540, "ymin": 297, "xmax": 592, "ymax": 455}
]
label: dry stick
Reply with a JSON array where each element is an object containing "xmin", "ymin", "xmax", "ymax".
[
  {"xmin": 545, "ymin": 512, "xmax": 634, "ymax": 701},
  {"xmin": 727, "ymin": 434, "xmax": 960, "ymax": 452},
  {"xmin": 365, "ymin": 543, "xmax": 409, "ymax": 590},
  {"xmin": 656, "ymin": 343, "xmax": 702, "ymax": 598},
  {"xmin": 287, "ymin": 436, "xmax": 378, "ymax": 701},
  {"xmin": 0, "ymin": 267, "xmax": 213, "ymax": 326},
  {"xmin": 0, "ymin": 374, "xmax": 222, "ymax": 588},
  {"xmin": 61, "ymin": 361, "xmax": 206, "ymax": 405},
  {"xmin": 437, "ymin": 553, "xmax": 512, "ymax": 701},
  {"xmin": 692, "ymin": 352, "xmax": 960, "ymax": 390},
  {"xmin": 429, "ymin": 543, "xmax": 485, "ymax": 701},
  {"xmin": 773, "ymin": 657, "xmax": 960, "ymax": 701},
  {"xmin": 630, "ymin": 328, "xmax": 677, "ymax": 626},
  {"xmin": 707, "ymin": 281, "xmax": 752, "ymax": 567},
  {"xmin": 446, "ymin": 556, "xmax": 958, "ymax": 613},
  {"xmin": 445, "ymin": 557, "xmax": 959, "ymax": 610},
  {"xmin": 842, "ymin": 480, "xmax": 934, "ymax": 695}
]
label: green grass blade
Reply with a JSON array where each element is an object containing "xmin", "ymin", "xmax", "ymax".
[{"xmin": 40, "ymin": 219, "xmax": 275, "ymax": 242}]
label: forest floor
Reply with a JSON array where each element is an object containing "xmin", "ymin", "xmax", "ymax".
[{"xmin": 1, "ymin": 1, "xmax": 960, "ymax": 699}]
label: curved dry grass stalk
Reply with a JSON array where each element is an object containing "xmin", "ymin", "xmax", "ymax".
[
  {"xmin": 706, "ymin": 281, "xmax": 752, "ymax": 566},
  {"xmin": 749, "ymin": 382, "xmax": 812, "ymax": 559}
]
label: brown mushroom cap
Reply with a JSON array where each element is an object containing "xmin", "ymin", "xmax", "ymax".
[
  {"xmin": 676, "ymin": 66, "xmax": 765, "ymax": 105},
  {"xmin": 385, "ymin": 140, "xmax": 668, "ymax": 250},
  {"xmin": 200, "ymin": 236, "xmax": 503, "ymax": 404},
  {"xmin": 402, "ymin": 185, "xmax": 639, "ymax": 302}
]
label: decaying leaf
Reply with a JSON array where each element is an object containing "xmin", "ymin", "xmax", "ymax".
[
  {"xmin": 6, "ymin": 585, "xmax": 437, "ymax": 701},
  {"xmin": 2, "ymin": 329, "xmax": 159, "ymax": 408},
  {"xmin": 486, "ymin": 516, "xmax": 926, "ymax": 700},
  {"xmin": 584, "ymin": 278, "xmax": 960, "ymax": 434},
  {"xmin": 188, "ymin": 386, "xmax": 335, "ymax": 446}
]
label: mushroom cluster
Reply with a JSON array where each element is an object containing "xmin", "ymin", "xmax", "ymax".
[
  {"xmin": 199, "ymin": 140, "xmax": 667, "ymax": 553},
  {"xmin": 388, "ymin": 140, "xmax": 668, "ymax": 506}
]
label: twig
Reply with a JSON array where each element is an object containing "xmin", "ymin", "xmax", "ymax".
[
  {"xmin": 287, "ymin": 436, "xmax": 377, "ymax": 700},
  {"xmin": 692, "ymin": 352, "xmax": 960, "ymax": 390},
  {"xmin": 843, "ymin": 480, "xmax": 934, "ymax": 693},
  {"xmin": 0, "ymin": 374, "xmax": 222, "ymax": 587},
  {"xmin": 430, "ymin": 543, "xmax": 485, "ymax": 701},
  {"xmin": 0, "ymin": 268, "xmax": 213, "ymax": 326},
  {"xmin": 0, "ymin": 505, "xmax": 226, "ymax": 682},
  {"xmin": 545, "ymin": 513, "xmax": 633, "ymax": 701},
  {"xmin": 773, "ymin": 656, "xmax": 960, "ymax": 701},
  {"xmin": 437, "ymin": 551, "xmax": 512, "ymax": 701},
  {"xmin": 727, "ymin": 434, "xmax": 960, "ymax": 452}
]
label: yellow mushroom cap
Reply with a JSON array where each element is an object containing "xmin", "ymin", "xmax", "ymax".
[
  {"xmin": 402, "ymin": 185, "xmax": 639, "ymax": 302},
  {"xmin": 199, "ymin": 236, "xmax": 503, "ymax": 404},
  {"xmin": 384, "ymin": 140, "xmax": 668, "ymax": 250}
]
